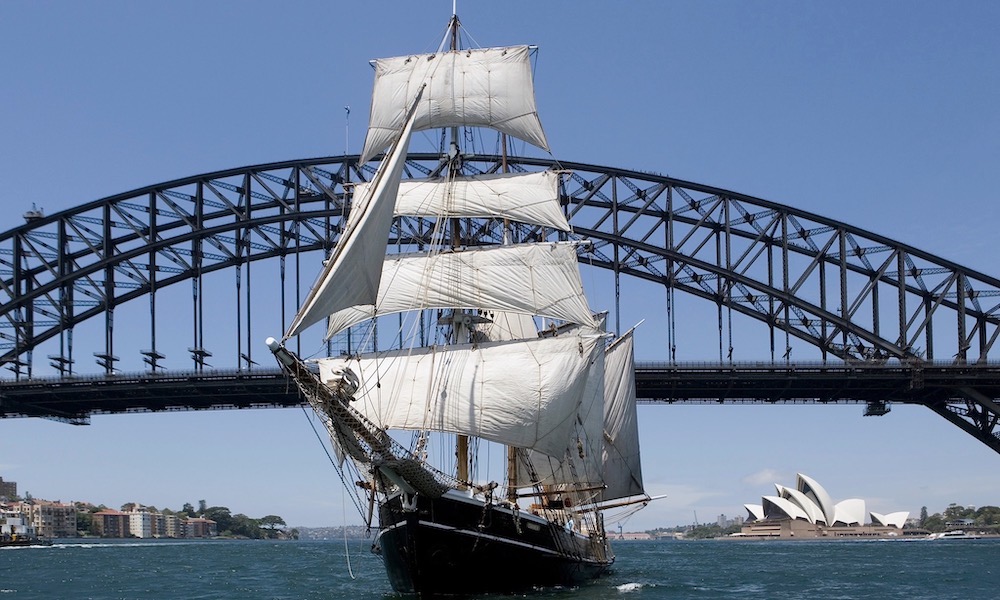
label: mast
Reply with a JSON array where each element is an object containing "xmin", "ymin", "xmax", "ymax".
[
  {"xmin": 502, "ymin": 131, "xmax": 518, "ymax": 503},
  {"xmin": 445, "ymin": 11, "xmax": 471, "ymax": 488}
]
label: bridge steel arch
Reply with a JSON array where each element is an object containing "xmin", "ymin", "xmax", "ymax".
[{"xmin": 2, "ymin": 154, "xmax": 1000, "ymax": 448}]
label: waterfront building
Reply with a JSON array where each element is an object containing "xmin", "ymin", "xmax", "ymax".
[
  {"xmin": 150, "ymin": 512, "xmax": 167, "ymax": 537},
  {"xmin": 26, "ymin": 500, "xmax": 77, "ymax": 538},
  {"xmin": 163, "ymin": 514, "xmax": 182, "ymax": 538},
  {"xmin": 93, "ymin": 509, "xmax": 131, "ymax": 537},
  {"xmin": 737, "ymin": 473, "xmax": 911, "ymax": 539},
  {"xmin": 183, "ymin": 517, "xmax": 217, "ymax": 538},
  {"xmin": 129, "ymin": 510, "xmax": 153, "ymax": 538}
]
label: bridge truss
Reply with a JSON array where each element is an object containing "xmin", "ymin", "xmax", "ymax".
[{"xmin": 2, "ymin": 155, "xmax": 1000, "ymax": 451}]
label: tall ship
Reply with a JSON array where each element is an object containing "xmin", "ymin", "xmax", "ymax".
[{"xmin": 267, "ymin": 11, "xmax": 651, "ymax": 595}]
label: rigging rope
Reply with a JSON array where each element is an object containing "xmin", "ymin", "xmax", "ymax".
[
  {"xmin": 342, "ymin": 483, "xmax": 356, "ymax": 580},
  {"xmin": 300, "ymin": 405, "xmax": 366, "ymax": 518}
]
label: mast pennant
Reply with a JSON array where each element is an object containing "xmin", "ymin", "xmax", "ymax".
[
  {"xmin": 285, "ymin": 88, "xmax": 423, "ymax": 339},
  {"xmin": 361, "ymin": 46, "xmax": 550, "ymax": 164}
]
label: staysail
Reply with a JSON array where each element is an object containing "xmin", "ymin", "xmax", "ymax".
[
  {"xmin": 323, "ymin": 242, "xmax": 597, "ymax": 338},
  {"xmin": 600, "ymin": 330, "xmax": 645, "ymax": 502},
  {"xmin": 285, "ymin": 89, "xmax": 423, "ymax": 338},
  {"xmin": 316, "ymin": 332, "xmax": 604, "ymax": 459},
  {"xmin": 351, "ymin": 171, "xmax": 570, "ymax": 231},
  {"xmin": 361, "ymin": 46, "xmax": 549, "ymax": 163}
]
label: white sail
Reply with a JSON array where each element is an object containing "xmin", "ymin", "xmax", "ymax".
[
  {"xmin": 600, "ymin": 331, "xmax": 645, "ymax": 502},
  {"xmin": 514, "ymin": 336, "xmax": 606, "ymax": 491},
  {"xmin": 361, "ymin": 46, "xmax": 549, "ymax": 163},
  {"xmin": 351, "ymin": 171, "xmax": 570, "ymax": 231},
  {"xmin": 477, "ymin": 311, "xmax": 538, "ymax": 342},
  {"xmin": 285, "ymin": 90, "xmax": 422, "ymax": 338},
  {"xmin": 324, "ymin": 242, "xmax": 596, "ymax": 338},
  {"xmin": 317, "ymin": 333, "xmax": 604, "ymax": 459}
]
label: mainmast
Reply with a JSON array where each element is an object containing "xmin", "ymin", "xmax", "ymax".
[{"xmin": 445, "ymin": 11, "xmax": 472, "ymax": 489}]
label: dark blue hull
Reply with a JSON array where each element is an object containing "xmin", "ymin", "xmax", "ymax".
[{"xmin": 375, "ymin": 491, "xmax": 612, "ymax": 595}]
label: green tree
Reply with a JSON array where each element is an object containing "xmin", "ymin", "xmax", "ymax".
[
  {"xmin": 923, "ymin": 513, "xmax": 945, "ymax": 532},
  {"xmin": 198, "ymin": 500, "xmax": 207, "ymax": 515},
  {"xmin": 259, "ymin": 515, "xmax": 287, "ymax": 532},
  {"xmin": 202, "ymin": 506, "xmax": 233, "ymax": 533},
  {"xmin": 228, "ymin": 514, "xmax": 262, "ymax": 538},
  {"xmin": 182, "ymin": 502, "xmax": 195, "ymax": 515},
  {"xmin": 76, "ymin": 508, "xmax": 93, "ymax": 536},
  {"xmin": 943, "ymin": 503, "xmax": 975, "ymax": 522},
  {"xmin": 919, "ymin": 506, "xmax": 928, "ymax": 527},
  {"xmin": 974, "ymin": 505, "xmax": 1000, "ymax": 526}
]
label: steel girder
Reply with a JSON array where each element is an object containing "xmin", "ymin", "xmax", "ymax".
[{"xmin": 2, "ymin": 154, "xmax": 1000, "ymax": 450}]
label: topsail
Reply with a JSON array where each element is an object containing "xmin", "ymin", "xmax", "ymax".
[{"xmin": 361, "ymin": 46, "xmax": 549, "ymax": 163}]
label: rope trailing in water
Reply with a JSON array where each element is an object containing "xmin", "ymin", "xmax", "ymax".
[
  {"xmin": 300, "ymin": 406, "xmax": 367, "ymax": 520},
  {"xmin": 302, "ymin": 405, "xmax": 361, "ymax": 580},
  {"xmin": 342, "ymin": 483, "xmax": 356, "ymax": 580}
]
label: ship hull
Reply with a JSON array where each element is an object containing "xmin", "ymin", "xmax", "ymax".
[
  {"xmin": 375, "ymin": 490, "xmax": 612, "ymax": 595},
  {"xmin": 0, "ymin": 538, "xmax": 52, "ymax": 548}
]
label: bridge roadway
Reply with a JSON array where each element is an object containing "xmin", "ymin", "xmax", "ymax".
[{"xmin": 3, "ymin": 362, "xmax": 999, "ymax": 453}]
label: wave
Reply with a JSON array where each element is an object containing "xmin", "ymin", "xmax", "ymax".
[{"xmin": 616, "ymin": 582, "xmax": 645, "ymax": 593}]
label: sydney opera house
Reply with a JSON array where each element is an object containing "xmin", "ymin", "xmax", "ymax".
[{"xmin": 736, "ymin": 473, "xmax": 913, "ymax": 539}]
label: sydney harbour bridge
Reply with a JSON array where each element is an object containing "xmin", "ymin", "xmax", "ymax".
[{"xmin": 2, "ymin": 154, "xmax": 1000, "ymax": 454}]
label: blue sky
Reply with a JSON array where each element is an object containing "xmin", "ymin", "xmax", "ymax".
[{"xmin": 1, "ymin": 1, "xmax": 998, "ymax": 530}]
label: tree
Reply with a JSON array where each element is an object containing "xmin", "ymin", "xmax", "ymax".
[
  {"xmin": 974, "ymin": 505, "xmax": 1000, "ymax": 526},
  {"xmin": 923, "ymin": 513, "xmax": 945, "ymax": 532},
  {"xmin": 202, "ymin": 506, "xmax": 233, "ymax": 533},
  {"xmin": 259, "ymin": 515, "xmax": 287, "ymax": 531},
  {"xmin": 943, "ymin": 503, "xmax": 974, "ymax": 522},
  {"xmin": 198, "ymin": 500, "xmax": 207, "ymax": 515},
  {"xmin": 228, "ymin": 514, "xmax": 262, "ymax": 539},
  {"xmin": 76, "ymin": 510, "xmax": 93, "ymax": 536},
  {"xmin": 919, "ymin": 506, "xmax": 928, "ymax": 527},
  {"xmin": 181, "ymin": 502, "xmax": 195, "ymax": 516}
]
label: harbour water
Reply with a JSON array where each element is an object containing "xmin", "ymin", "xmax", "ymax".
[{"xmin": 2, "ymin": 538, "xmax": 998, "ymax": 599}]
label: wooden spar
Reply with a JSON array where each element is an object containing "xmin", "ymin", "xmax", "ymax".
[
  {"xmin": 570, "ymin": 494, "xmax": 666, "ymax": 514},
  {"xmin": 513, "ymin": 483, "xmax": 608, "ymax": 499}
]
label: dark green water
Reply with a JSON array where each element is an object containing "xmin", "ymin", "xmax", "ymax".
[{"xmin": 1, "ymin": 538, "xmax": 997, "ymax": 599}]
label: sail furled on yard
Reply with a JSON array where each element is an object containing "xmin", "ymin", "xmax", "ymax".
[
  {"xmin": 324, "ymin": 242, "xmax": 596, "ymax": 338},
  {"xmin": 361, "ymin": 46, "xmax": 549, "ymax": 163},
  {"xmin": 600, "ymin": 331, "xmax": 645, "ymax": 502},
  {"xmin": 285, "ymin": 91, "xmax": 422, "ymax": 339},
  {"xmin": 316, "ymin": 333, "xmax": 603, "ymax": 459},
  {"xmin": 352, "ymin": 171, "xmax": 570, "ymax": 231}
]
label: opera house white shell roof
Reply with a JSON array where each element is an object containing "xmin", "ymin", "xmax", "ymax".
[
  {"xmin": 870, "ymin": 511, "xmax": 909, "ymax": 529},
  {"xmin": 743, "ymin": 473, "xmax": 908, "ymax": 528}
]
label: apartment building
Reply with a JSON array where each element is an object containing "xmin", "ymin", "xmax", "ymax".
[
  {"xmin": 93, "ymin": 510, "xmax": 131, "ymax": 537},
  {"xmin": 27, "ymin": 501, "xmax": 77, "ymax": 538}
]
